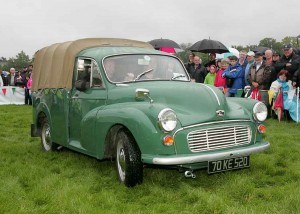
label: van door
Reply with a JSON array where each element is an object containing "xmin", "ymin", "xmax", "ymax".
[{"xmin": 69, "ymin": 58, "xmax": 107, "ymax": 155}]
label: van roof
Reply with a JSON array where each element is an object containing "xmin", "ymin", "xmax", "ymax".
[{"xmin": 32, "ymin": 38, "xmax": 154, "ymax": 91}]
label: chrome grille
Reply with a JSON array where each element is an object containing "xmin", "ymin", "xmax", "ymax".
[{"xmin": 187, "ymin": 125, "xmax": 251, "ymax": 152}]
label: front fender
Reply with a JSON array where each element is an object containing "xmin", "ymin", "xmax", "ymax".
[{"xmin": 82, "ymin": 103, "xmax": 177, "ymax": 159}]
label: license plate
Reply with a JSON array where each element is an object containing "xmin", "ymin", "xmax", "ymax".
[{"xmin": 208, "ymin": 156, "xmax": 250, "ymax": 174}]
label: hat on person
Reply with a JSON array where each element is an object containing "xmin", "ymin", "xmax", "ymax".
[
  {"xmin": 282, "ymin": 43, "xmax": 292, "ymax": 49},
  {"xmin": 247, "ymin": 51, "xmax": 255, "ymax": 56},
  {"xmin": 254, "ymin": 52, "xmax": 263, "ymax": 57}
]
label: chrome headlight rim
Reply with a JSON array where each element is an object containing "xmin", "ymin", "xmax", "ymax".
[
  {"xmin": 158, "ymin": 108, "xmax": 177, "ymax": 132},
  {"xmin": 253, "ymin": 102, "xmax": 268, "ymax": 122}
]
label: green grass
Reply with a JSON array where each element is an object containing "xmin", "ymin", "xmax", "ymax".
[{"xmin": 0, "ymin": 105, "xmax": 299, "ymax": 214}]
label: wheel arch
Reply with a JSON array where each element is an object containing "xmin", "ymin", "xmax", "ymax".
[{"xmin": 103, "ymin": 124, "xmax": 140, "ymax": 159}]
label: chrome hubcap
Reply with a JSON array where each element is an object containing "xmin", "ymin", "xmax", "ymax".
[
  {"xmin": 117, "ymin": 141, "xmax": 126, "ymax": 181},
  {"xmin": 42, "ymin": 124, "xmax": 51, "ymax": 151}
]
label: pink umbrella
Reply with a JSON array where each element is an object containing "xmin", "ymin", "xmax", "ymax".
[{"xmin": 159, "ymin": 47, "xmax": 176, "ymax": 53}]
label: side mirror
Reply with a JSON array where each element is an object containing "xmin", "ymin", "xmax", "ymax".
[{"xmin": 135, "ymin": 88, "xmax": 153, "ymax": 103}]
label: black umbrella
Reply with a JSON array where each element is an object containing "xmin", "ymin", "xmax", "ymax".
[
  {"xmin": 189, "ymin": 39, "xmax": 228, "ymax": 54},
  {"xmin": 252, "ymin": 46, "xmax": 271, "ymax": 53},
  {"xmin": 148, "ymin": 38, "xmax": 181, "ymax": 49}
]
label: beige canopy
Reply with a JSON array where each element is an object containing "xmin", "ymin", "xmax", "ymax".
[{"xmin": 32, "ymin": 38, "xmax": 153, "ymax": 91}]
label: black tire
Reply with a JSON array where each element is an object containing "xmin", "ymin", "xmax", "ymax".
[
  {"xmin": 40, "ymin": 117, "xmax": 59, "ymax": 151},
  {"xmin": 115, "ymin": 129, "xmax": 143, "ymax": 187}
]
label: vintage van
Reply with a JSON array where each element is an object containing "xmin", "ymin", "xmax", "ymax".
[{"xmin": 31, "ymin": 38, "xmax": 270, "ymax": 187}]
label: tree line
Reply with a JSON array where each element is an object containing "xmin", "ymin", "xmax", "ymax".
[{"xmin": 0, "ymin": 51, "xmax": 32, "ymax": 72}]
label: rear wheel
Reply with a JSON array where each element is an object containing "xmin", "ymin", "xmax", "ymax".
[
  {"xmin": 40, "ymin": 117, "xmax": 59, "ymax": 151},
  {"xmin": 115, "ymin": 129, "xmax": 143, "ymax": 187}
]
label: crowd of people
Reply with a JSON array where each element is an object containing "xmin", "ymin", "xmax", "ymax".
[
  {"xmin": 0, "ymin": 65, "xmax": 33, "ymax": 105},
  {"xmin": 1, "ymin": 44, "xmax": 300, "ymax": 121},
  {"xmin": 185, "ymin": 43, "xmax": 300, "ymax": 122}
]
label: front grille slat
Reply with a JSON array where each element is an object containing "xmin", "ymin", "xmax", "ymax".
[{"xmin": 187, "ymin": 125, "xmax": 251, "ymax": 152}]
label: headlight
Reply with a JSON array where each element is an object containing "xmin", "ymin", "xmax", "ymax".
[
  {"xmin": 253, "ymin": 102, "xmax": 268, "ymax": 122},
  {"xmin": 158, "ymin": 108, "xmax": 177, "ymax": 132}
]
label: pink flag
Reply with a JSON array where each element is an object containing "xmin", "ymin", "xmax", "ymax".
[{"xmin": 2, "ymin": 88, "xmax": 6, "ymax": 96}]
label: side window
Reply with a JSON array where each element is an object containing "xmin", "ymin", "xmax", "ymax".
[
  {"xmin": 76, "ymin": 58, "xmax": 92, "ymax": 88},
  {"xmin": 91, "ymin": 61, "xmax": 103, "ymax": 87}
]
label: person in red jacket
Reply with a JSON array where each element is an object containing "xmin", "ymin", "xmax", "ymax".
[{"xmin": 214, "ymin": 59, "xmax": 229, "ymax": 88}]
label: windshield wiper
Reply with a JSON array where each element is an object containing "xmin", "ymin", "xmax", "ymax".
[
  {"xmin": 171, "ymin": 74, "xmax": 186, "ymax": 80},
  {"xmin": 134, "ymin": 68, "xmax": 153, "ymax": 81}
]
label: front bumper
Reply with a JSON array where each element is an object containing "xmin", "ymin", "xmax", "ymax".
[{"xmin": 142, "ymin": 141, "xmax": 270, "ymax": 165}]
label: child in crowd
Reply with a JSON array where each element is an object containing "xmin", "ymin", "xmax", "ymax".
[
  {"xmin": 204, "ymin": 65, "xmax": 217, "ymax": 85},
  {"xmin": 270, "ymin": 69, "xmax": 300, "ymax": 122},
  {"xmin": 221, "ymin": 55, "xmax": 243, "ymax": 97},
  {"xmin": 214, "ymin": 59, "xmax": 228, "ymax": 88}
]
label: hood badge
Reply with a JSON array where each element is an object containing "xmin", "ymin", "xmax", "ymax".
[{"xmin": 216, "ymin": 110, "xmax": 225, "ymax": 117}]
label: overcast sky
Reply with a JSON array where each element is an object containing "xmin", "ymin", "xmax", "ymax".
[{"xmin": 1, "ymin": 0, "xmax": 300, "ymax": 58}]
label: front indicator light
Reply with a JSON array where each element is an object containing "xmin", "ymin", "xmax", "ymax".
[
  {"xmin": 163, "ymin": 135, "xmax": 174, "ymax": 146},
  {"xmin": 258, "ymin": 124, "xmax": 266, "ymax": 133}
]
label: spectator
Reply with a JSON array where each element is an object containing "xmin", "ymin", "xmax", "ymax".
[
  {"xmin": 216, "ymin": 59, "xmax": 222, "ymax": 70},
  {"xmin": 264, "ymin": 50, "xmax": 273, "ymax": 65},
  {"xmin": 184, "ymin": 53, "xmax": 195, "ymax": 71},
  {"xmin": 269, "ymin": 69, "xmax": 293, "ymax": 119},
  {"xmin": 265, "ymin": 49, "xmax": 277, "ymax": 85},
  {"xmin": 24, "ymin": 65, "xmax": 33, "ymax": 105},
  {"xmin": 274, "ymin": 43, "xmax": 300, "ymax": 80},
  {"xmin": 188, "ymin": 56, "xmax": 206, "ymax": 83},
  {"xmin": 15, "ymin": 71, "xmax": 25, "ymax": 87},
  {"xmin": 26, "ymin": 71, "xmax": 33, "ymax": 105},
  {"xmin": 222, "ymin": 55, "xmax": 243, "ymax": 97},
  {"xmin": 204, "ymin": 65, "xmax": 217, "ymax": 85},
  {"xmin": 204, "ymin": 53, "xmax": 217, "ymax": 70},
  {"xmin": 247, "ymin": 52, "xmax": 271, "ymax": 109},
  {"xmin": 244, "ymin": 51, "xmax": 255, "ymax": 86},
  {"xmin": 0, "ymin": 70, "xmax": 3, "ymax": 87},
  {"xmin": 238, "ymin": 50, "xmax": 248, "ymax": 66},
  {"xmin": 7, "ymin": 68, "xmax": 16, "ymax": 86},
  {"xmin": 270, "ymin": 69, "xmax": 300, "ymax": 122},
  {"xmin": 272, "ymin": 51, "xmax": 281, "ymax": 64},
  {"xmin": 214, "ymin": 59, "xmax": 228, "ymax": 88}
]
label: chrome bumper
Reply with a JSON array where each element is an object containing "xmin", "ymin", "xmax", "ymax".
[{"xmin": 149, "ymin": 142, "xmax": 270, "ymax": 165}]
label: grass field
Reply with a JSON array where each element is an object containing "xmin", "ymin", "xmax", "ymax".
[{"xmin": 0, "ymin": 105, "xmax": 299, "ymax": 214}]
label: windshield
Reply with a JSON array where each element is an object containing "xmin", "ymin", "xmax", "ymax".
[{"xmin": 103, "ymin": 54, "xmax": 189, "ymax": 83}]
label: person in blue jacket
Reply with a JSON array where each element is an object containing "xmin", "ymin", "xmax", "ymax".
[{"xmin": 222, "ymin": 55, "xmax": 243, "ymax": 97}]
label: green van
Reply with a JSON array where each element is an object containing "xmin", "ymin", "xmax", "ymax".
[{"xmin": 31, "ymin": 38, "xmax": 270, "ymax": 187}]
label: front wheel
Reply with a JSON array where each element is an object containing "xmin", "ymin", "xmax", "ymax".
[
  {"xmin": 40, "ymin": 117, "xmax": 59, "ymax": 151},
  {"xmin": 115, "ymin": 129, "xmax": 143, "ymax": 187}
]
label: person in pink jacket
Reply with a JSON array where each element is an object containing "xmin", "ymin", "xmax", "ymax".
[{"xmin": 214, "ymin": 59, "xmax": 228, "ymax": 88}]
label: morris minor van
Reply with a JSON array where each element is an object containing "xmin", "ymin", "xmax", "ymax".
[{"xmin": 31, "ymin": 38, "xmax": 270, "ymax": 187}]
